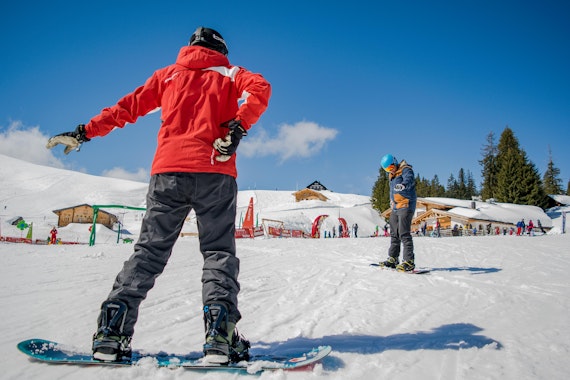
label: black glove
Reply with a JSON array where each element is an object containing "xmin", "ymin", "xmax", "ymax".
[
  {"xmin": 46, "ymin": 124, "xmax": 91, "ymax": 154},
  {"xmin": 213, "ymin": 119, "xmax": 247, "ymax": 162}
]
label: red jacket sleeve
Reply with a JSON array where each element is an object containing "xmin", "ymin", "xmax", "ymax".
[
  {"xmin": 233, "ymin": 68, "xmax": 271, "ymax": 130},
  {"xmin": 84, "ymin": 73, "xmax": 161, "ymax": 138}
]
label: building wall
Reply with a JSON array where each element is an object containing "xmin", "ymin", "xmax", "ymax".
[{"xmin": 56, "ymin": 205, "xmax": 116, "ymax": 228}]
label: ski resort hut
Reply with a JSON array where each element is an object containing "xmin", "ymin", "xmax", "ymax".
[
  {"xmin": 293, "ymin": 188, "xmax": 329, "ymax": 202},
  {"xmin": 52, "ymin": 204, "xmax": 118, "ymax": 229},
  {"xmin": 306, "ymin": 180, "xmax": 328, "ymax": 191},
  {"xmin": 293, "ymin": 181, "xmax": 329, "ymax": 202},
  {"xmin": 381, "ymin": 197, "xmax": 552, "ymax": 236}
]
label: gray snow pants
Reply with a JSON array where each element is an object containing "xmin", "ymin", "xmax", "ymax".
[
  {"xmin": 102, "ymin": 173, "xmax": 240, "ymax": 336},
  {"xmin": 388, "ymin": 207, "xmax": 415, "ymax": 263}
]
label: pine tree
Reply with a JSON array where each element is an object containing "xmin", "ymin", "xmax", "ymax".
[
  {"xmin": 466, "ymin": 170, "xmax": 478, "ymax": 199},
  {"xmin": 567, "ymin": 180, "xmax": 570, "ymax": 196},
  {"xmin": 444, "ymin": 169, "xmax": 477, "ymax": 199},
  {"xmin": 479, "ymin": 131, "xmax": 498, "ymax": 200},
  {"xmin": 415, "ymin": 175, "xmax": 429, "ymax": 197},
  {"xmin": 518, "ymin": 153, "xmax": 548, "ymax": 208},
  {"xmin": 543, "ymin": 148, "xmax": 563, "ymax": 195},
  {"xmin": 446, "ymin": 173, "xmax": 458, "ymax": 198},
  {"xmin": 431, "ymin": 175, "xmax": 446, "ymax": 196},
  {"xmin": 371, "ymin": 168, "xmax": 390, "ymax": 212},
  {"xmin": 495, "ymin": 126, "xmax": 548, "ymax": 207},
  {"xmin": 457, "ymin": 168, "xmax": 468, "ymax": 199},
  {"xmin": 495, "ymin": 145, "xmax": 523, "ymax": 203}
]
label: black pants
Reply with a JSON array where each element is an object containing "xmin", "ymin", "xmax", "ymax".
[
  {"xmin": 103, "ymin": 173, "xmax": 240, "ymax": 336},
  {"xmin": 388, "ymin": 207, "xmax": 415, "ymax": 263}
]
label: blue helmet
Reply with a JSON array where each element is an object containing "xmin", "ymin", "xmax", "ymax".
[{"xmin": 380, "ymin": 154, "xmax": 398, "ymax": 172}]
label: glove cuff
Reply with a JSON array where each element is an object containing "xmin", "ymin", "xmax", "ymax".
[
  {"xmin": 76, "ymin": 124, "xmax": 91, "ymax": 142},
  {"xmin": 236, "ymin": 123, "xmax": 247, "ymax": 137}
]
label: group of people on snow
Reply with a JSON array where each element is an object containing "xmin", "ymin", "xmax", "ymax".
[{"xmin": 323, "ymin": 223, "xmax": 359, "ymax": 238}]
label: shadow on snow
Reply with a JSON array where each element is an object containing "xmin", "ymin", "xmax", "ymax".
[
  {"xmin": 429, "ymin": 266, "xmax": 502, "ymax": 274},
  {"xmin": 253, "ymin": 322, "xmax": 502, "ymax": 371}
]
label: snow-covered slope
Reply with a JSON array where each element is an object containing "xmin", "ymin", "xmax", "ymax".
[
  {"xmin": 0, "ymin": 153, "xmax": 384, "ymax": 241},
  {"xmin": 1, "ymin": 154, "xmax": 570, "ymax": 380}
]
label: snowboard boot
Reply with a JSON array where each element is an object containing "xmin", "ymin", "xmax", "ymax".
[
  {"xmin": 203, "ymin": 304, "xmax": 250, "ymax": 364},
  {"xmin": 92, "ymin": 300, "xmax": 132, "ymax": 362},
  {"xmin": 379, "ymin": 256, "xmax": 398, "ymax": 269},
  {"xmin": 396, "ymin": 259, "xmax": 415, "ymax": 272}
]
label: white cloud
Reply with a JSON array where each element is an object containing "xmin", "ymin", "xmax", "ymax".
[
  {"xmin": 0, "ymin": 121, "xmax": 148, "ymax": 183},
  {"xmin": 0, "ymin": 121, "xmax": 66, "ymax": 169},
  {"xmin": 101, "ymin": 167, "xmax": 149, "ymax": 183},
  {"xmin": 240, "ymin": 121, "xmax": 338, "ymax": 162}
]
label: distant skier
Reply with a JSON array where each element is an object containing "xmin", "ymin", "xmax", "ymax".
[
  {"xmin": 516, "ymin": 220, "xmax": 523, "ymax": 236},
  {"xmin": 46, "ymin": 27, "xmax": 271, "ymax": 364},
  {"xmin": 49, "ymin": 227, "xmax": 57, "ymax": 245},
  {"xmin": 378, "ymin": 154, "xmax": 417, "ymax": 271},
  {"xmin": 527, "ymin": 220, "xmax": 534, "ymax": 236},
  {"xmin": 537, "ymin": 219, "xmax": 546, "ymax": 234}
]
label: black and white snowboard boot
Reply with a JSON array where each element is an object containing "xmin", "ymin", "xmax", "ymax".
[
  {"xmin": 92, "ymin": 300, "xmax": 132, "ymax": 362},
  {"xmin": 203, "ymin": 304, "xmax": 250, "ymax": 364}
]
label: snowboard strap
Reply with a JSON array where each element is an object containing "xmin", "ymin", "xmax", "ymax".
[
  {"xmin": 204, "ymin": 304, "xmax": 229, "ymax": 339},
  {"xmin": 98, "ymin": 300, "xmax": 128, "ymax": 334}
]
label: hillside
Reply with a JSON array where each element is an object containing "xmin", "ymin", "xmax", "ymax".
[{"xmin": 0, "ymin": 154, "xmax": 384, "ymax": 242}]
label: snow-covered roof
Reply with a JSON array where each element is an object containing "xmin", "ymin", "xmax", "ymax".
[
  {"xmin": 420, "ymin": 197, "xmax": 553, "ymax": 227},
  {"xmin": 549, "ymin": 194, "xmax": 570, "ymax": 206}
]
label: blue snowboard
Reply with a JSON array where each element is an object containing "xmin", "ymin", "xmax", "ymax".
[{"xmin": 17, "ymin": 338, "xmax": 331, "ymax": 373}]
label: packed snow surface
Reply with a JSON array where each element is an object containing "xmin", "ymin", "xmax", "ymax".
[{"xmin": 1, "ymin": 154, "xmax": 569, "ymax": 379}]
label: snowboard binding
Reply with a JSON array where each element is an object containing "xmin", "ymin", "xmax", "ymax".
[{"xmin": 92, "ymin": 300, "xmax": 132, "ymax": 362}]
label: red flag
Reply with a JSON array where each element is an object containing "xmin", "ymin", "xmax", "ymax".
[{"xmin": 243, "ymin": 197, "xmax": 254, "ymax": 229}]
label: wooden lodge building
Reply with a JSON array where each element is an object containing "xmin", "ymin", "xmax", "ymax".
[
  {"xmin": 52, "ymin": 204, "xmax": 118, "ymax": 229},
  {"xmin": 382, "ymin": 197, "xmax": 552, "ymax": 236},
  {"xmin": 293, "ymin": 181, "xmax": 330, "ymax": 202}
]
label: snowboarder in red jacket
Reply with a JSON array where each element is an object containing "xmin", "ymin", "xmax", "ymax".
[{"xmin": 47, "ymin": 27, "xmax": 271, "ymax": 364}]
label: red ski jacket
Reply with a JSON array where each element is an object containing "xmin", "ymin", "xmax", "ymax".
[{"xmin": 84, "ymin": 45, "xmax": 271, "ymax": 178}]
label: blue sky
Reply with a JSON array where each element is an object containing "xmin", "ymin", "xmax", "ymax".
[{"xmin": 1, "ymin": 0, "xmax": 569, "ymax": 196}]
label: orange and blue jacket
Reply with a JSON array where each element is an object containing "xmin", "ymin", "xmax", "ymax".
[
  {"xmin": 84, "ymin": 45, "xmax": 271, "ymax": 179},
  {"xmin": 389, "ymin": 160, "xmax": 417, "ymax": 211}
]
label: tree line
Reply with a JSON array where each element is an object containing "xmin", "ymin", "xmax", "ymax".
[{"xmin": 371, "ymin": 126, "xmax": 568, "ymax": 212}]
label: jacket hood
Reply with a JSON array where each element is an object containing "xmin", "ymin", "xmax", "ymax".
[
  {"xmin": 398, "ymin": 159, "xmax": 412, "ymax": 169},
  {"xmin": 390, "ymin": 159, "xmax": 412, "ymax": 180},
  {"xmin": 176, "ymin": 45, "xmax": 229, "ymax": 69}
]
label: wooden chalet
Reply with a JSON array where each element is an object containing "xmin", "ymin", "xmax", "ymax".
[
  {"xmin": 293, "ymin": 181, "xmax": 330, "ymax": 202},
  {"xmin": 52, "ymin": 204, "xmax": 118, "ymax": 229},
  {"xmin": 306, "ymin": 180, "xmax": 328, "ymax": 191},
  {"xmin": 293, "ymin": 188, "xmax": 329, "ymax": 202},
  {"xmin": 382, "ymin": 197, "xmax": 551, "ymax": 235}
]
